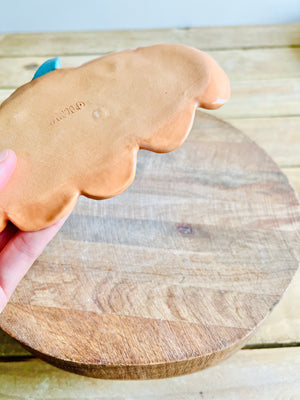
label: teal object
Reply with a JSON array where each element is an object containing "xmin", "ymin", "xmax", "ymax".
[{"xmin": 32, "ymin": 57, "xmax": 61, "ymax": 80}]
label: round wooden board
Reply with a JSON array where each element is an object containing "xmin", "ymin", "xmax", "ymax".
[{"xmin": 0, "ymin": 112, "xmax": 299, "ymax": 380}]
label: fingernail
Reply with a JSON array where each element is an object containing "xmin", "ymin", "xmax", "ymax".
[{"xmin": 0, "ymin": 149, "xmax": 9, "ymax": 163}]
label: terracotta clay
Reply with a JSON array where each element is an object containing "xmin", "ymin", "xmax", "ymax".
[{"xmin": 0, "ymin": 44, "xmax": 230, "ymax": 232}]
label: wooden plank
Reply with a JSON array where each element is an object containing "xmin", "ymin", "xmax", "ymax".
[
  {"xmin": 248, "ymin": 266, "xmax": 300, "ymax": 345},
  {"xmin": 249, "ymin": 167, "xmax": 300, "ymax": 345},
  {"xmin": 0, "ymin": 329, "xmax": 30, "ymax": 357},
  {"xmin": 0, "ymin": 55, "xmax": 95, "ymax": 88},
  {"xmin": 1, "ymin": 78, "xmax": 299, "ymax": 119},
  {"xmin": 209, "ymin": 78, "xmax": 300, "ymax": 119},
  {"xmin": 227, "ymin": 117, "xmax": 300, "ymax": 167},
  {"xmin": 0, "ymin": 348, "xmax": 299, "ymax": 398},
  {"xmin": 0, "ymin": 89, "xmax": 14, "ymax": 102},
  {"xmin": 214, "ymin": 47, "xmax": 300, "ymax": 81},
  {"xmin": 1, "ymin": 47, "xmax": 300, "ymax": 88},
  {"xmin": 284, "ymin": 168, "xmax": 300, "ymax": 194},
  {"xmin": 0, "ymin": 25, "xmax": 299, "ymax": 57}
]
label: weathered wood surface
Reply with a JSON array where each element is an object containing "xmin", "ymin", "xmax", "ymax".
[
  {"xmin": 1, "ymin": 47, "xmax": 300, "ymax": 87},
  {"xmin": 0, "ymin": 25, "xmax": 299, "ymax": 57},
  {"xmin": 284, "ymin": 168, "xmax": 300, "ymax": 194},
  {"xmin": 0, "ymin": 24, "xmax": 299, "ymax": 385},
  {"xmin": 1, "ymin": 209, "xmax": 300, "ymax": 358},
  {"xmin": 0, "ymin": 348, "xmax": 299, "ymax": 398},
  {"xmin": 228, "ymin": 117, "xmax": 300, "ymax": 168},
  {"xmin": 1, "ymin": 166, "xmax": 299, "ymax": 356},
  {"xmin": 0, "ymin": 111, "xmax": 299, "ymax": 379},
  {"xmin": 248, "ymin": 267, "xmax": 300, "ymax": 346}
]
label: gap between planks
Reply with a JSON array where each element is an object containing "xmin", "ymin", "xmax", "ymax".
[
  {"xmin": 0, "ymin": 25, "xmax": 299, "ymax": 359},
  {"xmin": 0, "ymin": 24, "xmax": 299, "ymax": 56},
  {"xmin": 0, "ymin": 348, "xmax": 299, "ymax": 398},
  {"xmin": 0, "ymin": 47, "xmax": 299, "ymax": 87},
  {"xmin": 0, "ymin": 337, "xmax": 300, "ymax": 360}
]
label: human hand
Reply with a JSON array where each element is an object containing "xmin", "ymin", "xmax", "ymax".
[{"xmin": 0, "ymin": 149, "xmax": 71, "ymax": 313}]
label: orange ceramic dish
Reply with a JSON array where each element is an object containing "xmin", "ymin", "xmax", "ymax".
[{"xmin": 0, "ymin": 44, "xmax": 230, "ymax": 231}]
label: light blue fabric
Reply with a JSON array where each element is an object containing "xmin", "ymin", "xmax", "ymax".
[{"xmin": 32, "ymin": 57, "xmax": 61, "ymax": 80}]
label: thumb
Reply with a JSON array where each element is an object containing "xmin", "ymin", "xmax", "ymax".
[{"xmin": 0, "ymin": 149, "xmax": 17, "ymax": 191}]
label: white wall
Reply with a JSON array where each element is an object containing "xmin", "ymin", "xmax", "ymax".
[{"xmin": 0, "ymin": 0, "xmax": 299, "ymax": 33}]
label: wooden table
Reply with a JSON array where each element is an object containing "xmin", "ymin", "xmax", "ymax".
[{"xmin": 0, "ymin": 24, "xmax": 299, "ymax": 397}]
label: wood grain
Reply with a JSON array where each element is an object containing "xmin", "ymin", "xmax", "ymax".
[
  {"xmin": 229, "ymin": 117, "xmax": 300, "ymax": 168},
  {"xmin": 211, "ymin": 78, "xmax": 300, "ymax": 119},
  {"xmin": 2, "ymin": 246, "xmax": 300, "ymax": 356},
  {"xmin": 0, "ymin": 24, "xmax": 299, "ymax": 386},
  {"xmin": 1, "ymin": 166, "xmax": 298, "ymax": 356},
  {"xmin": 0, "ymin": 348, "xmax": 299, "ymax": 398},
  {"xmin": 284, "ymin": 168, "xmax": 300, "ymax": 195},
  {"xmin": 0, "ymin": 112, "xmax": 299, "ymax": 379},
  {"xmin": 248, "ymin": 267, "xmax": 300, "ymax": 345},
  {"xmin": 1, "ymin": 47, "xmax": 299, "ymax": 87},
  {"xmin": 0, "ymin": 25, "xmax": 299, "ymax": 57}
]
